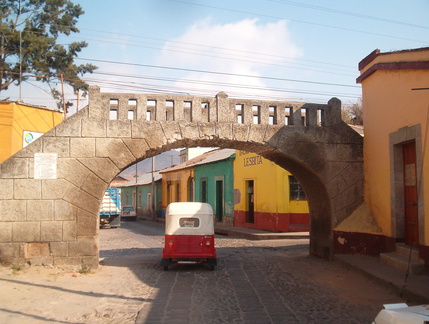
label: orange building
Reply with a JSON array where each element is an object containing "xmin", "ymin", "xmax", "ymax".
[
  {"xmin": 0, "ymin": 101, "xmax": 63, "ymax": 162},
  {"xmin": 335, "ymin": 47, "xmax": 429, "ymax": 269}
]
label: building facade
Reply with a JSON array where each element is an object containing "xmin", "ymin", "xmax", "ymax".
[
  {"xmin": 194, "ymin": 149, "xmax": 235, "ymax": 226},
  {"xmin": 335, "ymin": 47, "xmax": 429, "ymax": 268},
  {"xmin": 120, "ymin": 172, "xmax": 162, "ymax": 218},
  {"xmin": 0, "ymin": 101, "xmax": 63, "ymax": 162},
  {"xmin": 234, "ymin": 150, "xmax": 309, "ymax": 232}
]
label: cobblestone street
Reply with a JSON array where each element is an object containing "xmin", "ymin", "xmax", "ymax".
[{"xmin": 0, "ymin": 220, "xmax": 404, "ymax": 323}]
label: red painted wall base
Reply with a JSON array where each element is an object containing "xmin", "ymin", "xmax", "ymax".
[
  {"xmin": 234, "ymin": 210, "xmax": 309, "ymax": 232},
  {"xmin": 333, "ymin": 230, "xmax": 429, "ymax": 270}
]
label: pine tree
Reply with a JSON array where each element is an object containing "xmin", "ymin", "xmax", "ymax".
[{"xmin": 0, "ymin": 0, "xmax": 97, "ymax": 110}]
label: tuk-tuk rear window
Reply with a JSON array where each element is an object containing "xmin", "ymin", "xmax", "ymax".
[{"xmin": 179, "ymin": 217, "xmax": 200, "ymax": 228}]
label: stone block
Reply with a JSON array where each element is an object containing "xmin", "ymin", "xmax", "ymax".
[
  {"xmin": 13, "ymin": 138, "xmax": 43, "ymax": 158},
  {"xmin": 24, "ymin": 242, "xmax": 50, "ymax": 258},
  {"xmin": 42, "ymin": 136, "xmax": 70, "ymax": 157},
  {"xmin": 41, "ymin": 179, "xmax": 70, "ymax": 199},
  {"xmin": 0, "ymin": 179, "xmax": 13, "ymax": 199},
  {"xmin": 82, "ymin": 118, "xmax": 107, "ymax": 137},
  {"xmin": 63, "ymin": 185, "xmax": 100, "ymax": 215},
  {"xmin": 14, "ymin": 179, "xmax": 42, "ymax": 199},
  {"xmin": 0, "ymin": 200, "xmax": 26, "ymax": 221},
  {"xmin": 41, "ymin": 221, "xmax": 63, "ymax": 241},
  {"xmin": 57, "ymin": 158, "xmax": 90, "ymax": 188},
  {"xmin": 248, "ymin": 124, "xmax": 267, "ymax": 143},
  {"xmin": 0, "ymin": 222, "xmax": 12, "ymax": 242},
  {"xmin": 77, "ymin": 157, "xmax": 119, "ymax": 184},
  {"xmin": 53, "ymin": 257, "xmax": 82, "ymax": 267},
  {"xmin": 13, "ymin": 222, "xmax": 40, "ymax": 242},
  {"xmin": 55, "ymin": 117, "xmax": 82, "ymax": 137},
  {"xmin": 70, "ymin": 138, "xmax": 96, "ymax": 158},
  {"xmin": 50, "ymin": 242, "xmax": 69, "ymax": 257},
  {"xmin": 232, "ymin": 124, "xmax": 249, "ymax": 142},
  {"xmin": 69, "ymin": 237, "xmax": 98, "ymax": 257},
  {"xmin": 95, "ymin": 138, "xmax": 135, "ymax": 169},
  {"xmin": 63, "ymin": 221, "xmax": 77, "ymax": 241},
  {"xmin": 28, "ymin": 257, "xmax": 54, "ymax": 266},
  {"xmin": 0, "ymin": 158, "xmax": 29, "ymax": 178},
  {"xmin": 0, "ymin": 243, "xmax": 20, "ymax": 258},
  {"xmin": 198, "ymin": 122, "xmax": 218, "ymax": 140},
  {"xmin": 27, "ymin": 200, "xmax": 54, "ymax": 221},
  {"xmin": 122, "ymin": 139, "xmax": 150, "ymax": 159},
  {"xmin": 80, "ymin": 172, "xmax": 107, "ymax": 199},
  {"xmin": 216, "ymin": 122, "xmax": 233, "ymax": 141},
  {"xmin": 131, "ymin": 121, "xmax": 167, "ymax": 148},
  {"xmin": 82, "ymin": 256, "xmax": 99, "ymax": 269},
  {"xmin": 107, "ymin": 120, "xmax": 132, "ymax": 138},
  {"xmin": 54, "ymin": 200, "xmax": 77, "ymax": 221},
  {"xmin": 178, "ymin": 122, "xmax": 200, "ymax": 140},
  {"xmin": 77, "ymin": 208, "xmax": 98, "ymax": 236},
  {"xmin": 159, "ymin": 121, "xmax": 182, "ymax": 143}
]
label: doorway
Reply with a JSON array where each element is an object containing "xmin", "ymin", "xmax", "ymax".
[
  {"xmin": 215, "ymin": 179, "xmax": 224, "ymax": 223},
  {"xmin": 403, "ymin": 141, "xmax": 419, "ymax": 247},
  {"xmin": 245, "ymin": 180, "xmax": 254, "ymax": 223}
]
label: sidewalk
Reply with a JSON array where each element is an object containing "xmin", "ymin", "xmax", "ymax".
[
  {"xmin": 214, "ymin": 224, "xmax": 309, "ymax": 240},
  {"xmin": 335, "ymin": 254, "xmax": 429, "ymax": 304},
  {"xmin": 215, "ymin": 225, "xmax": 429, "ymax": 304}
]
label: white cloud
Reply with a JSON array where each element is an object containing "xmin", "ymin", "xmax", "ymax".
[{"xmin": 156, "ymin": 18, "xmax": 303, "ymax": 98}]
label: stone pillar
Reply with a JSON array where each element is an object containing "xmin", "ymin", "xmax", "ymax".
[
  {"xmin": 88, "ymin": 85, "xmax": 106, "ymax": 120},
  {"xmin": 216, "ymin": 92, "xmax": 230, "ymax": 122},
  {"xmin": 326, "ymin": 97, "xmax": 342, "ymax": 126}
]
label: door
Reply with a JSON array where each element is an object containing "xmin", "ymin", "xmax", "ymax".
[
  {"xmin": 215, "ymin": 180, "xmax": 224, "ymax": 223},
  {"xmin": 245, "ymin": 180, "xmax": 254, "ymax": 223},
  {"xmin": 403, "ymin": 142, "xmax": 419, "ymax": 247}
]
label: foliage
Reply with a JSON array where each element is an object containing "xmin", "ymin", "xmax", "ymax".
[
  {"xmin": 0, "ymin": 0, "xmax": 97, "ymax": 110},
  {"xmin": 342, "ymin": 98, "xmax": 363, "ymax": 125}
]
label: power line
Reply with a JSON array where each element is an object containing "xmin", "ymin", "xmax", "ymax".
[
  {"xmin": 76, "ymin": 58, "xmax": 361, "ymax": 89},
  {"xmin": 165, "ymin": 0, "xmax": 428, "ymax": 45},
  {"xmin": 268, "ymin": 0, "xmax": 429, "ymax": 30}
]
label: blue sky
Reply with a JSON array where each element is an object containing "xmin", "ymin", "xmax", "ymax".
[{"xmin": 2, "ymin": 0, "xmax": 429, "ymax": 113}]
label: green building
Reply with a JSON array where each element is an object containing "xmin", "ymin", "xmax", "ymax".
[
  {"xmin": 194, "ymin": 149, "xmax": 235, "ymax": 226},
  {"xmin": 120, "ymin": 172, "xmax": 162, "ymax": 218}
]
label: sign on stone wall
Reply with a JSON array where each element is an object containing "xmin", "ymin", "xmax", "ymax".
[{"xmin": 34, "ymin": 153, "xmax": 57, "ymax": 179}]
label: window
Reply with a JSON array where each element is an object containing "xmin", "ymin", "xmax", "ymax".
[
  {"xmin": 289, "ymin": 176, "xmax": 307, "ymax": 200},
  {"xmin": 109, "ymin": 109, "xmax": 118, "ymax": 120},
  {"xmin": 179, "ymin": 217, "xmax": 200, "ymax": 228},
  {"xmin": 128, "ymin": 110, "xmax": 134, "ymax": 120}
]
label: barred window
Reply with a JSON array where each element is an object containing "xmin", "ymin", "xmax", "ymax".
[{"xmin": 289, "ymin": 176, "xmax": 307, "ymax": 200}]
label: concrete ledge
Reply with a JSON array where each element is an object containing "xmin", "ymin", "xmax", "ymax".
[{"xmin": 215, "ymin": 225, "xmax": 309, "ymax": 240}]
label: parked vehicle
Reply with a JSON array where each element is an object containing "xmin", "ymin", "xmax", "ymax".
[
  {"xmin": 121, "ymin": 205, "xmax": 137, "ymax": 221},
  {"xmin": 161, "ymin": 202, "xmax": 217, "ymax": 271},
  {"xmin": 99, "ymin": 187, "xmax": 121, "ymax": 228},
  {"xmin": 372, "ymin": 303, "xmax": 429, "ymax": 323}
]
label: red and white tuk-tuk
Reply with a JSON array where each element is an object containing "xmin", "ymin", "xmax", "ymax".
[{"xmin": 161, "ymin": 202, "xmax": 217, "ymax": 270}]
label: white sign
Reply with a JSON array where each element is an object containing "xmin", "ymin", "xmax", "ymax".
[
  {"xmin": 34, "ymin": 153, "xmax": 57, "ymax": 179},
  {"xmin": 23, "ymin": 131, "xmax": 44, "ymax": 147}
]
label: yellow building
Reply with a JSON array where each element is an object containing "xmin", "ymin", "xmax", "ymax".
[
  {"xmin": 234, "ymin": 150, "xmax": 309, "ymax": 232},
  {"xmin": 0, "ymin": 101, "xmax": 63, "ymax": 162},
  {"xmin": 336, "ymin": 47, "xmax": 429, "ymax": 267}
]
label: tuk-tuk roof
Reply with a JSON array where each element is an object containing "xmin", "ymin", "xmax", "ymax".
[{"xmin": 165, "ymin": 202, "xmax": 214, "ymax": 235}]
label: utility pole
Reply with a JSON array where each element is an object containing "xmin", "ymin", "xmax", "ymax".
[
  {"xmin": 151, "ymin": 156, "xmax": 156, "ymax": 220},
  {"xmin": 60, "ymin": 74, "xmax": 66, "ymax": 119}
]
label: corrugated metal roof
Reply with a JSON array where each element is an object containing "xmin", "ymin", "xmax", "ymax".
[
  {"xmin": 119, "ymin": 171, "xmax": 162, "ymax": 187},
  {"xmin": 160, "ymin": 148, "xmax": 235, "ymax": 173}
]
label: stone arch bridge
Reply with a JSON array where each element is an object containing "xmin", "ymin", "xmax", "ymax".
[{"xmin": 0, "ymin": 86, "xmax": 363, "ymax": 268}]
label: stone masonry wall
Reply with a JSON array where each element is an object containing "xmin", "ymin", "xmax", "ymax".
[{"xmin": 0, "ymin": 86, "xmax": 363, "ymax": 266}]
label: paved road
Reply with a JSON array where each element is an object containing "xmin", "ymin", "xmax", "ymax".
[{"xmin": 100, "ymin": 220, "xmax": 404, "ymax": 323}]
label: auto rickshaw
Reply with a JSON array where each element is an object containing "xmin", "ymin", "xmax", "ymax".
[{"xmin": 161, "ymin": 202, "xmax": 217, "ymax": 271}]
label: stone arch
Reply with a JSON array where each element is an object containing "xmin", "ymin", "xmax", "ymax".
[{"xmin": 0, "ymin": 87, "xmax": 363, "ymax": 267}]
